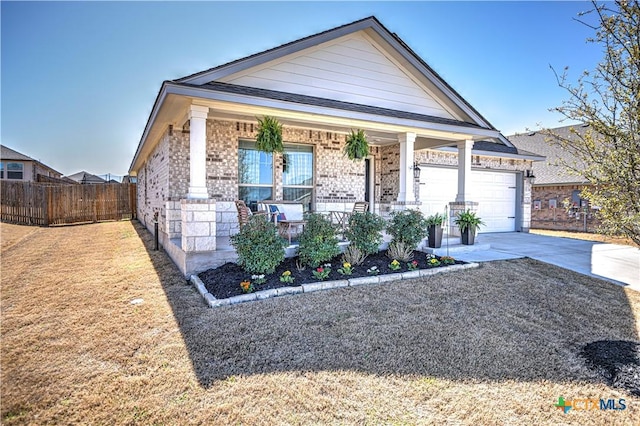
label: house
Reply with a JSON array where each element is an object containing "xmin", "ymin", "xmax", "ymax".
[
  {"xmin": 128, "ymin": 16, "xmax": 543, "ymax": 277},
  {"xmin": 65, "ymin": 171, "xmax": 107, "ymax": 184},
  {"xmin": 508, "ymin": 124, "xmax": 601, "ymax": 232},
  {"xmin": 0, "ymin": 144, "xmax": 63, "ymax": 182}
]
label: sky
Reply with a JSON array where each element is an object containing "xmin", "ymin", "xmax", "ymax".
[{"xmin": 1, "ymin": 1, "xmax": 601, "ymax": 179}]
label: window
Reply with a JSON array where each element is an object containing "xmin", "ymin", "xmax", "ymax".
[
  {"xmin": 6, "ymin": 162, "xmax": 23, "ymax": 180},
  {"xmin": 282, "ymin": 144, "xmax": 314, "ymax": 211},
  {"xmin": 533, "ymin": 200, "xmax": 541, "ymax": 210},
  {"xmin": 238, "ymin": 140, "xmax": 273, "ymax": 211},
  {"xmin": 0, "ymin": 162, "xmax": 3, "ymax": 179},
  {"xmin": 549, "ymin": 199, "xmax": 557, "ymax": 209},
  {"xmin": 238, "ymin": 141, "xmax": 315, "ymax": 211}
]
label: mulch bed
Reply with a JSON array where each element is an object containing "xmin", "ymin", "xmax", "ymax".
[
  {"xmin": 198, "ymin": 250, "xmax": 465, "ymax": 299},
  {"xmin": 580, "ymin": 340, "xmax": 640, "ymax": 396}
]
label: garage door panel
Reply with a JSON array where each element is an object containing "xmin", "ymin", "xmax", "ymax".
[{"xmin": 419, "ymin": 167, "xmax": 516, "ymax": 233}]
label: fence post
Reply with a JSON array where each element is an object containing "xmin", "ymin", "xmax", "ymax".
[{"xmin": 43, "ymin": 185, "xmax": 49, "ymax": 226}]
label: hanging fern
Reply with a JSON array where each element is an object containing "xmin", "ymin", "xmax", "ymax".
[
  {"xmin": 255, "ymin": 116, "xmax": 284, "ymax": 153},
  {"xmin": 344, "ymin": 129, "xmax": 369, "ymax": 161}
]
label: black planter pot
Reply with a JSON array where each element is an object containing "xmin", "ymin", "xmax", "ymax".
[
  {"xmin": 460, "ymin": 226, "xmax": 476, "ymax": 245},
  {"xmin": 427, "ymin": 225, "xmax": 443, "ymax": 248}
]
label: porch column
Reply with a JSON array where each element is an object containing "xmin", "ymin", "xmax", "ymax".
[
  {"xmin": 455, "ymin": 139, "xmax": 473, "ymax": 202},
  {"xmin": 397, "ymin": 132, "xmax": 416, "ymax": 203},
  {"xmin": 187, "ymin": 104, "xmax": 209, "ymax": 199}
]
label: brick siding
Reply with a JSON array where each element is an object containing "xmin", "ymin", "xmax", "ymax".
[{"xmin": 531, "ymin": 184, "xmax": 601, "ymax": 232}]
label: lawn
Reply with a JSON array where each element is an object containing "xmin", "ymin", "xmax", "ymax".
[{"xmin": 2, "ymin": 220, "xmax": 639, "ymax": 425}]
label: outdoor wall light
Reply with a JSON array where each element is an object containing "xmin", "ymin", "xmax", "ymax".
[
  {"xmin": 413, "ymin": 162, "xmax": 421, "ymax": 179},
  {"xmin": 524, "ymin": 169, "xmax": 536, "ymax": 183}
]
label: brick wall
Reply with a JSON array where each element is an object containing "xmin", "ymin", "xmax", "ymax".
[
  {"xmin": 531, "ymin": 184, "xmax": 601, "ymax": 232},
  {"xmin": 136, "ymin": 132, "xmax": 170, "ymax": 233},
  {"xmin": 380, "ymin": 144, "xmax": 400, "ymax": 204},
  {"xmin": 169, "ymin": 119, "xmax": 373, "ymax": 204},
  {"xmin": 139, "ymin": 118, "xmax": 536, "ymax": 241}
]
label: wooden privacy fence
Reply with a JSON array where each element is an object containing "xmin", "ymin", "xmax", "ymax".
[{"xmin": 1, "ymin": 182, "xmax": 137, "ymax": 226}]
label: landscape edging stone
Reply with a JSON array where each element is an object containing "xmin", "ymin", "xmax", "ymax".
[{"xmin": 190, "ymin": 263, "xmax": 479, "ymax": 308}]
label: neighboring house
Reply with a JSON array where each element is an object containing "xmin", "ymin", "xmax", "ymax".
[
  {"xmin": 508, "ymin": 124, "xmax": 600, "ymax": 232},
  {"xmin": 0, "ymin": 144, "xmax": 63, "ymax": 182},
  {"xmin": 129, "ymin": 16, "xmax": 543, "ymax": 276},
  {"xmin": 65, "ymin": 171, "xmax": 107, "ymax": 184}
]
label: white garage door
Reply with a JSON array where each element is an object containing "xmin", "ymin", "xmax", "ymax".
[{"xmin": 418, "ymin": 167, "xmax": 517, "ymax": 233}]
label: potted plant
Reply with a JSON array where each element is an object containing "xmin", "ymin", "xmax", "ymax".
[
  {"xmin": 425, "ymin": 213, "xmax": 446, "ymax": 248},
  {"xmin": 255, "ymin": 116, "xmax": 284, "ymax": 153},
  {"xmin": 454, "ymin": 209, "xmax": 484, "ymax": 245},
  {"xmin": 344, "ymin": 129, "xmax": 369, "ymax": 160}
]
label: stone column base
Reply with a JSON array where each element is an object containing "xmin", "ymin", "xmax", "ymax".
[
  {"xmin": 448, "ymin": 201, "xmax": 478, "ymax": 237},
  {"xmin": 181, "ymin": 199, "xmax": 217, "ymax": 253},
  {"xmin": 166, "ymin": 200, "xmax": 182, "ymax": 239}
]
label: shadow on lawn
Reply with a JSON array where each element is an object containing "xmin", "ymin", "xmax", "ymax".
[{"xmin": 133, "ymin": 221, "xmax": 640, "ymax": 392}]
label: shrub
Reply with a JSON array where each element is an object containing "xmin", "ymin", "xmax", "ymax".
[
  {"xmin": 386, "ymin": 241, "xmax": 414, "ymax": 262},
  {"xmin": 231, "ymin": 216, "xmax": 286, "ymax": 274},
  {"xmin": 386, "ymin": 209, "xmax": 429, "ymax": 248},
  {"xmin": 342, "ymin": 244, "xmax": 367, "ymax": 266},
  {"xmin": 343, "ymin": 212, "xmax": 386, "ymax": 256},
  {"xmin": 297, "ymin": 213, "xmax": 340, "ymax": 268}
]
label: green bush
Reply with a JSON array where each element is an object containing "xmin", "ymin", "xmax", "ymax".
[
  {"xmin": 386, "ymin": 209, "xmax": 429, "ymax": 248},
  {"xmin": 344, "ymin": 211, "xmax": 386, "ymax": 256},
  {"xmin": 298, "ymin": 213, "xmax": 340, "ymax": 268},
  {"xmin": 231, "ymin": 216, "xmax": 286, "ymax": 274}
]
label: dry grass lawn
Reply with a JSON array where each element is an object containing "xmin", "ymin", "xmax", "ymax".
[{"xmin": 2, "ymin": 220, "xmax": 640, "ymax": 425}]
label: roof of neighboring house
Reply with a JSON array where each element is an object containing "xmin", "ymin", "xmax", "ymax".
[
  {"xmin": 1, "ymin": 145, "xmax": 34, "ymax": 161},
  {"xmin": 1, "ymin": 144, "xmax": 63, "ymax": 175},
  {"xmin": 65, "ymin": 171, "xmax": 107, "ymax": 184},
  {"xmin": 507, "ymin": 124, "xmax": 589, "ymax": 185}
]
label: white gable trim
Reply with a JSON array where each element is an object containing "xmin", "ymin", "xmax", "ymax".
[
  {"xmin": 177, "ymin": 17, "xmax": 496, "ymax": 130},
  {"xmin": 220, "ymin": 31, "xmax": 460, "ymax": 121},
  {"xmin": 178, "ymin": 19, "xmax": 375, "ymax": 85}
]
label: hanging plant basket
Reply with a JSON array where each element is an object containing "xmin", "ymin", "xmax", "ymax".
[
  {"xmin": 255, "ymin": 116, "xmax": 284, "ymax": 153},
  {"xmin": 344, "ymin": 129, "xmax": 369, "ymax": 161}
]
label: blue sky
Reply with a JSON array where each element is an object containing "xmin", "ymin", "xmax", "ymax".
[{"xmin": 1, "ymin": 1, "xmax": 599, "ymax": 178}]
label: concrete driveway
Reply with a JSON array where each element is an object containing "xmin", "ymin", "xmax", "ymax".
[{"xmin": 453, "ymin": 232, "xmax": 640, "ymax": 291}]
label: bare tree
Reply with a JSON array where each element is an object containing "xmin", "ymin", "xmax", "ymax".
[{"xmin": 547, "ymin": 0, "xmax": 640, "ymax": 245}]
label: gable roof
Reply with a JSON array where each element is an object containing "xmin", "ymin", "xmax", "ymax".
[
  {"xmin": 65, "ymin": 171, "xmax": 106, "ymax": 184},
  {"xmin": 1, "ymin": 144, "xmax": 36, "ymax": 162},
  {"xmin": 507, "ymin": 124, "xmax": 589, "ymax": 185},
  {"xmin": 1, "ymin": 144, "xmax": 63, "ymax": 176},
  {"xmin": 131, "ymin": 16, "xmax": 518, "ymax": 174},
  {"xmin": 177, "ymin": 16, "xmax": 501, "ymax": 133}
]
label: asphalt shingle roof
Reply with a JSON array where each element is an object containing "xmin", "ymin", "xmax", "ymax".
[
  {"xmin": 180, "ymin": 81, "xmax": 485, "ymax": 130},
  {"xmin": 507, "ymin": 124, "xmax": 589, "ymax": 185},
  {"xmin": 65, "ymin": 171, "xmax": 106, "ymax": 184}
]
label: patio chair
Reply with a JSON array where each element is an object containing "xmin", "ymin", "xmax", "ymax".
[
  {"xmin": 330, "ymin": 201, "xmax": 369, "ymax": 233},
  {"xmin": 235, "ymin": 200, "xmax": 267, "ymax": 230}
]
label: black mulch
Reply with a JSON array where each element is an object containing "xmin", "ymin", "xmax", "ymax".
[
  {"xmin": 580, "ymin": 340, "xmax": 640, "ymax": 396},
  {"xmin": 198, "ymin": 250, "xmax": 465, "ymax": 300}
]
